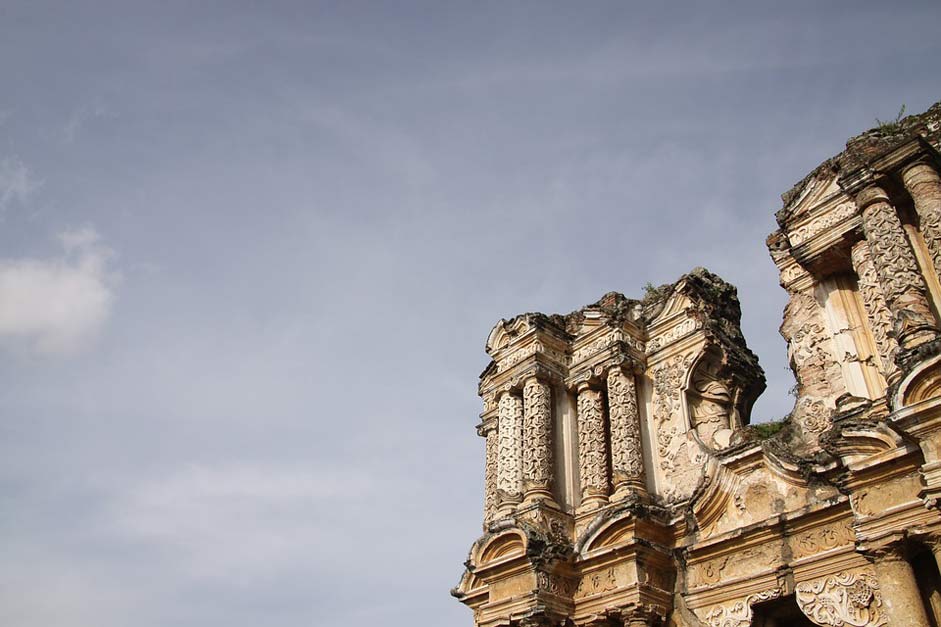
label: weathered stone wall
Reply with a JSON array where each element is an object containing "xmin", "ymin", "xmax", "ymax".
[{"xmin": 454, "ymin": 100, "xmax": 941, "ymax": 627}]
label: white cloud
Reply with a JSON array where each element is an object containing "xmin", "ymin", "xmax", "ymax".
[
  {"xmin": 0, "ymin": 227, "xmax": 116, "ymax": 355},
  {"xmin": 0, "ymin": 157, "xmax": 42, "ymax": 212}
]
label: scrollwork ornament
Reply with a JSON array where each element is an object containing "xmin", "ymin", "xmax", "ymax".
[
  {"xmin": 496, "ymin": 392, "xmax": 523, "ymax": 502},
  {"xmin": 795, "ymin": 572, "xmax": 887, "ymax": 627},
  {"xmin": 576, "ymin": 386, "xmax": 609, "ymax": 498},
  {"xmin": 703, "ymin": 589, "xmax": 781, "ymax": 627},
  {"xmin": 903, "ymin": 163, "xmax": 941, "ymax": 280},
  {"xmin": 522, "ymin": 378, "xmax": 553, "ymax": 492},
  {"xmin": 850, "ymin": 241, "xmax": 900, "ymax": 379},
  {"xmin": 860, "ymin": 190, "xmax": 938, "ymax": 347},
  {"xmin": 606, "ymin": 367, "xmax": 644, "ymax": 486},
  {"xmin": 483, "ymin": 426, "xmax": 498, "ymax": 524}
]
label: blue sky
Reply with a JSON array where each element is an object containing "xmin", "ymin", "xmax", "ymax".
[{"xmin": 0, "ymin": 2, "xmax": 939, "ymax": 625}]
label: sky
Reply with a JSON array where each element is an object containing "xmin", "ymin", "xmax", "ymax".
[{"xmin": 0, "ymin": 2, "xmax": 939, "ymax": 625}]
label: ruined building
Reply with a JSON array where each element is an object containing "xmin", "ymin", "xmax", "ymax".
[{"xmin": 452, "ymin": 101, "xmax": 941, "ymax": 626}]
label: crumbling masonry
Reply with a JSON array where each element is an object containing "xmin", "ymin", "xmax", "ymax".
[{"xmin": 452, "ymin": 101, "xmax": 941, "ymax": 626}]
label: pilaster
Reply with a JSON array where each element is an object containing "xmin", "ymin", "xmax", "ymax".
[
  {"xmin": 850, "ymin": 240, "xmax": 902, "ymax": 383},
  {"xmin": 857, "ymin": 185, "xmax": 939, "ymax": 350},
  {"xmin": 861, "ymin": 537, "xmax": 931, "ymax": 626},
  {"xmin": 497, "ymin": 390, "xmax": 524, "ymax": 517},
  {"xmin": 902, "ymin": 162, "xmax": 941, "ymax": 280},
  {"xmin": 606, "ymin": 364, "xmax": 647, "ymax": 502},
  {"xmin": 575, "ymin": 382, "xmax": 609, "ymax": 512},
  {"xmin": 522, "ymin": 376, "xmax": 557, "ymax": 507}
]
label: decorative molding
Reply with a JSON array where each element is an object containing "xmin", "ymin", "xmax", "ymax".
[
  {"xmin": 795, "ymin": 572, "xmax": 887, "ymax": 627},
  {"xmin": 788, "ymin": 202, "xmax": 857, "ymax": 246},
  {"xmin": 646, "ymin": 318, "xmax": 702, "ymax": 354},
  {"xmin": 703, "ymin": 588, "xmax": 781, "ymax": 627}
]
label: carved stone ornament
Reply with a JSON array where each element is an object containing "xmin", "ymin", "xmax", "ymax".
[
  {"xmin": 606, "ymin": 367, "xmax": 644, "ymax": 488},
  {"xmin": 496, "ymin": 393, "xmax": 523, "ymax": 502},
  {"xmin": 703, "ymin": 589, "xmax": 781, "ymax": 627},
  {"xmin": 576, "ymin": 386, "xmax": 609, "ymax": 499},
  {"xmin": 523, "ymin": 378, "xmax": 553, "ymax": 494},
  {"xmin": 687, "ymin": 350, "xmax": 735, "ymax": 448},
  {"xmin": 653, "ymin": 353, "xmax": 692, "ymax": 471},
  {"xmin": 850, "ymin": 241, "xmax": 900, "ymax": 379},
  {"xmin": 795, "ymin": 572, "xmax": 887, "ymax": 627},
  {"xmin": 859, "ymin": 187, "xmax": 938, "ymax": 347},
  {"xmin": 483, "ymin": 425, "xmax": 498, "ymax": 524},
  {"xmin": 903, "ymin": 163, "xmax": 941, "ymax": 281},
  {"xmin": 788, "ymin": 202, "xmax": 857, "ymax": 246}
]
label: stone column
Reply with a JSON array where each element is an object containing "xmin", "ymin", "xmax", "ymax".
[
  {"xmin": 903, "ymin": 162, "xmax": 941, "ymax": 279},
  {"xmin": 866, "ymin": 542, "xmax": 931, "ymax": 626},
  {"xmin": 522, "ymin": 377, "xmax": 557, "ymax": 506},
  {"xmin": 479, "ymin": 420, "xmax": 498, "ymax": 528},
  {"xmin": 606, "ymin": 365, "xmax": 646, "ymax": 501},
  {"xmin": 496, "ymin": 391, "xmax": 523, "ymax": 517},
  {"xmin": 619, "ymin": 605, "xmax": 659, "ymax": 627},
  {"xmin": 851, "ymin": 240, "xmax": 901, "ymax": 382},
  {"xmin": 858, "ymin": 185, "xmax": 939, "ymax": 349},
  {"xmin": 576, "ymin": 382, "xmax": 609, "ymax": 511}
]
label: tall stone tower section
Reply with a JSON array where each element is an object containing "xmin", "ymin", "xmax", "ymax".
[{"xmin": 453, "ymin": 101, "xmax": 941, "ymax": 626}]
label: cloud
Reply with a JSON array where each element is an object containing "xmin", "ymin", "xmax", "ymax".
[
  {"xmin": 0, "ymin": 156, "xmax": 42, "ymax": 212},
  {"xmin": 62, "ymin": 102, "xmax": 112, "ymax": 144},
  {"xmin": 0, "ymin": 227, "xmax": 117, "ymax": 355}
]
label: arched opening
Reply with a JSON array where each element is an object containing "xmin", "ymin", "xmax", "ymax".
[
  {"xmin": 911, "ymin": 544, "xmax": 941, "ymax": 627},
  {"xmin": 750, "ymin": 594, "xmax": 816, "ymax": 627}
]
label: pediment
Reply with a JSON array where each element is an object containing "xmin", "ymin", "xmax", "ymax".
[
  {"xmin": 485, "ymin": 317, "xmax": 534, "ymax": 355},
  {"xmin": 650, "ymin": 291, "xmax": 692, "ymax": 325},
  {"xmin": 788, "ymin": 174, "xmax": 844, "ymax": 221},
  {"xmin": 477, "ymin": 529, "xmax": 526, "ymax": 565},
  {"xmin": 578, "ymin": 513, "xmax": 636, "ymax": 556}
]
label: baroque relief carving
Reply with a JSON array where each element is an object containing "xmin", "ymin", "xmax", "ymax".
[
  {"xmin": 536, "ymin": 571, "xmax": 578, "ymax": 597},
  {"xmin": 703, "ymin": 589, "xmax": 781, "ymax": 627},
  {"xmin": 574, "ymin": 567, "xmax": 619, "ymax": 599},
  {"xmin": 482, "ymin": 425, "xmax": 498, "ymax": 524},
  {"xmin": 860, "ymin": 188, "xmax": 938, "ymax": 347},
  {"xmin": 646, "ymin": 318, "xmax": 702, "ymax": 354},
  {"xmin": 850, "ymin": 241, "xmax": 900, "ymax": 379},
  {"xmin": 522, "ymin": 378, "xmax": 553, "ymax": 495},
  {"xmin": 576, "ymin": 386, "xmax": 609, "ymax": 501},
  {"xmin": 653, "ymin": 353, "xmax": 693, "ymax": 472},
  {"xmin": 496, "ymin": 393, "xmax": 523, "ymax": 504},
  {"xmin": 687, "ymin": 350, "xmax": 736, "ymax": 448},
  {"xmin": 606, "ymin": 367, "xmax": 644, "ymax": 492},
  {"xmin": 903, "ymin": 163, "xmax": 941, "ymax": 280},
  {"xmin": 795, "ymin": 572, "xmax": 887, "ymax": 626},
  {"xmin": 788, "ymin": 202, "xmax": 857, "ymax": 246},
  {"xmin": 782, "ymin": 290, "xmax": 843, "ymax": 438},
  {"xmin": 792, "ymin": 521, "xmax": 855, "ymax": 559},
  {"xmin": 497, "ymin": 341, "xmax": 568, "ymax": 373},
  {"xmin": 571, "ymin": 329, "xmax": 643, "ymax": 364}
]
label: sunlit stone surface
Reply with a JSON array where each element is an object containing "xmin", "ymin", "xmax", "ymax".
[{"xmin": 453, "ymin": 101, "xmax": 941, "ymax": 626}]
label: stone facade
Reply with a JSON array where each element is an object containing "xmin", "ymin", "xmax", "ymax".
[{"xmin": 453, "ymin": 101, "xmax": 941, "ymax": 626}]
